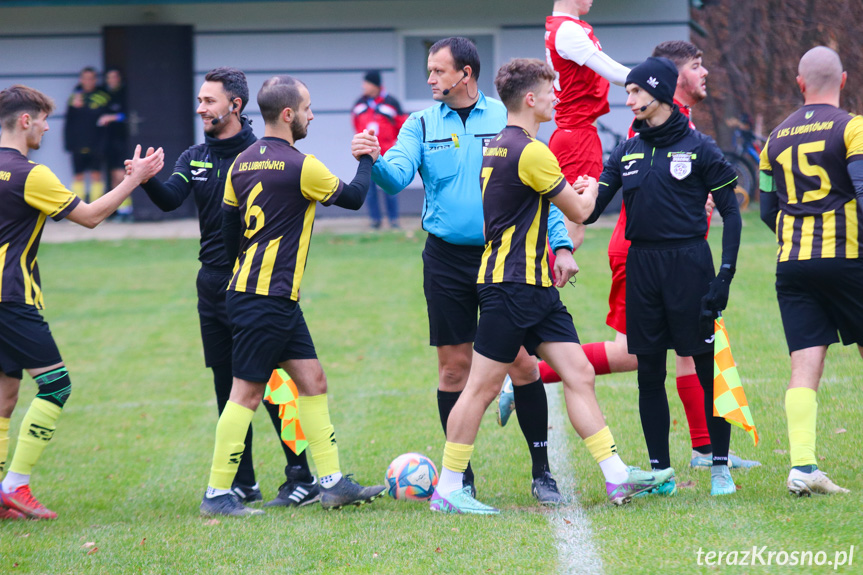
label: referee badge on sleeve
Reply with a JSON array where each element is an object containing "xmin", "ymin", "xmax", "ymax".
[{"xmin": 670, "ymin": 152, "xmax": 693, "ymax": 180}]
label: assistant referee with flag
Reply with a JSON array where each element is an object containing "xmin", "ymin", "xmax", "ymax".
[{"xmin": 584, "ymin": 57, "xmax": 742, "ymax": 497}]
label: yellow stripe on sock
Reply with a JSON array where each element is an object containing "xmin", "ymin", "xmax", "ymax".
[
  {"xmin": 583, "ymin": 426, "xmax": 618, "ymax": 464},
  {"xmin": 207, "ymin": 401, "xmax": 255, "ymax": 490},
  {"xmin": 442, "ymin": 441, "xmax": 473, "ymax": 473},
  {"xmin": 298, "ymin": 394, "xmax": 341, "ymax": 478},
  {"xmin": 8, "ymin": 398, "xmax": 62, "ymax": 476},
  {"xmin": 786, "ymin": 387, "xmax": 818, "ymax": 467}
]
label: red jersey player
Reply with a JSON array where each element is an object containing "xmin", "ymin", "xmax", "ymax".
[{"xmin": 545, "ymin": 0, "xmax": 629, "ymax": 248}]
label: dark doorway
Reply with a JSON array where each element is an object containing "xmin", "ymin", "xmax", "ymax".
[{"xmin": 103, "ymin": 25, "xmax": 196, "ymax": 220}]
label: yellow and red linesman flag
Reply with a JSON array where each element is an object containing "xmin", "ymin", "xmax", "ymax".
[
  {"xmin": 713, "ymin": 316, "xmax": 759, "ymax": 445},
  {"xmin": 264, "ymin": 368, "xmax": 308, "ymax": 455}
]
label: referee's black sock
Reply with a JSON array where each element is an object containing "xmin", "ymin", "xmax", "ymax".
[
  {"xmin": 513, "ymin": 378, "xmax": 551, "ymax": 479},
  {"xmin": 263, "ymin": 398, "xmax": 312, "ymax": 482},
  {"xmin": 212, "ymin": 363, "xmax": 256, "ymax": 487},
  {"xmin": 437, "ymin": 389, "xmax": 473, "ymax": 486},
  {"xmin": 636, "ymin": 352, "xmax": 672, "ymax": 470},
  {"xmin": 694, "ymin": 352, "xmax": 731, "ymax": 465}
]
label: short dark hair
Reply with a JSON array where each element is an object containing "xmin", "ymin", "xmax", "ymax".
[
  {"xmin": 0, "ymin": 85, "xmax": 55, "ymax": 131},
  {"xmin": 257, "ymin": 75, "xmax": 306, "ymax": 125},
  {"xmin": 494, "ymin": 58, "xmax": 555, "ymax": 111},
  {"xmin": 205, "ymin": 67, "xmax": 250, "ymax": 113},
  {"xmin": 80, "ymin": 66, "xmax": 98, "ymax": 76},
  {"xmin": 430, "ymin": 37, "xmax": 481, "ymax": 81},
  {"xmin": 651, "ymin": 41, "xmax": 703, "ymax": 70}
]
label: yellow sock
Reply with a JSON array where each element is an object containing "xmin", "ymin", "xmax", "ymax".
[
  {"xmin": 207, "ymin": 401, "xmax": 254, "ymax": 490},
  {"xmin": 786, "ymin": 387, "xmax": 818, "ymax": 467},
  {"xmin": 89, "ymin": 180, "xmax": 105, "ymax": 202},
  {"xmin": 442, "ymin": 441, "xmax": 473, "ymax": 473},
  {"xmin": 298, "ymin": 394, "xmax": 340, "ymax": 478},
  {"xmin": 0, "ymin": 417, "xmax": 10, "ymax": 474},
  {"xmin": 8, "ymin": 398, "xmax": 62, "ymax": 476},
  {"xmin": 71, "ymin": 180, "xmax": 86, "ymax": 200},
  {"xmin": 584, "ymin": 426, "xmax": 618, "ymax": 464}
]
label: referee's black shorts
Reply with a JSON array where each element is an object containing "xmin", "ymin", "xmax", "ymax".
[
  {"xmin": 776, "ymin": 258, "xmax": 863, "ymax": 353},
  {"xmin": 0, "ymin": 303, "xmax": 63, "ymax": 380},
  {"xmin": 422, "ymin": 233, "xmax": 485, "ymax": 347},
  {"xmin": 196, "ymin": 266, "xmax": 233, "ymax": 368},
  {"xmin": 626, "ymin": 238, "xmax": 714, "ymax": 357},
  {"xmin": 72, "ymin": 151, "xmax": 103, "ymax": 174},
  {"xmin": 474, "ymin": 283, "xmax": 579, "ymax": 364},
  {"xmin": 226, "ymin": 291, "xmax": 317, "ymax": 383}
]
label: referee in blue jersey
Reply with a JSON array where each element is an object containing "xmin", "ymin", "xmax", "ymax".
[{"xmin": 352, "ymin": 37, "xmax": 577, "ymax": 504}]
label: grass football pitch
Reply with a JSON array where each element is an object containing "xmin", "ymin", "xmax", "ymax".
[{"xmin": 2, "ymin": 211, "xmax": 860, "ymax": 574}]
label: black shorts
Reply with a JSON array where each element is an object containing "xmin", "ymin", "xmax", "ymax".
[
  {"xmin": 776, "ymin": 258, "xmax": 863, "ymax": 353},
  {"xmin": 226, "ymin": 291, "xmax": 317, "ymax": 383},
  {"xmin": 105, "ymin": 142, "xmax": 127, "ymax": 170},
  {"xmin": 626, "ymin": 239, "xmax": 714, "ymax": 356},
  {"xmin": 474, "ymin": 283, "xmax": 579, "ymax": 364},
  {"xmin": 72, "ymin": 151, "xmax": 103, "ymax": 174},
  {"xmin": 196, "ymin": 267, "xmax": 233, "ymax": 368},
  {"xmin": 422, "ymin": 234, "xmax": 485, "ymax": 347},
  {"xmin": 0, "ymin": 303, "xmax": 63, "ymax": 380}
]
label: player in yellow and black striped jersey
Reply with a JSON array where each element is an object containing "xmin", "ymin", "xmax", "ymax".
[
  {"xmin": 0, "ymin": 149, "xmax": 79, "ymax": 310},
  {"xmin": 431, "ymin": 59, "xmax": 674, "ymax": 515},
  {"xmin": 477, "ymin": 126, "xmax": 566, "ymax": 287},
  {"xmin": 0, "ymin": 84, "xmax": 162, "ymax": 519},
  {"xmin": 760, "ymin": 98, "xmax": 863, "ymax": 262},
  {"xmin": 201, "ymin": 75, "xmax": 386, "ymax": 517},
  {"xmin": 223, "ymin": 138, "xmax": 342, "ymax": 300},
  {"xmin": 758, "ymin": 46, "xmax": 863, "ymax": 496}
]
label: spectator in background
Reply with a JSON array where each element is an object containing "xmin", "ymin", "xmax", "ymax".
[
  {"xmin": 64, "ymin": 67, "xmax": 109, "ymax": 203},
  {"xmin": 351, "ymin": 70, "xmax": 404, "ymax": 229},
  {"xmin": 99, "ymin": 68, "xmax": 132, "ymax": 221}
]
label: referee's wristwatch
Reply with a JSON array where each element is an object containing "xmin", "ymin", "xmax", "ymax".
[{"xmin": 720, "ymin": 263, "xmax": 735, "ymax": 277}]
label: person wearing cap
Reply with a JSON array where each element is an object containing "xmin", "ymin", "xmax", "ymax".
[
  {"xmin": 528, "ymin": 41, "xmax": 760, "ymax": 471},
  {"xmin": 584, "ymin": 57, "xmax": 743, "ymax": 497},
  {"xmin": 351, "ymin": 71, "xmax": 405, "ymax": 229}
]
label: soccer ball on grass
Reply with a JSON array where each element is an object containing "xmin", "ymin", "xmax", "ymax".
[{"xmin": 384, "ymin": 452, "xmax": 439, "ymax": 500}]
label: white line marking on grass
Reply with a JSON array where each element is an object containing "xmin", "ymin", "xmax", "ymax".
[{"xmin": 546, "ymin": 385, "xmax": 604, "ymax": 575}]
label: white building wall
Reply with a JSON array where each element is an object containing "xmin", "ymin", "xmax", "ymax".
[{"xmin": 0, "ymin": 0, "xmax": 689, "ymax": 196}]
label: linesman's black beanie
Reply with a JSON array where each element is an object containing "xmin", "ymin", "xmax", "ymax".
[{"xmin": 625, "ymin": 57, "xmax": 678, "ymax": 105}]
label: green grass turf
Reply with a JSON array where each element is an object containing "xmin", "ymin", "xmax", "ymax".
[{"xmin": 2, "ymin": 211, "xmax": 861, "ymax": 574}]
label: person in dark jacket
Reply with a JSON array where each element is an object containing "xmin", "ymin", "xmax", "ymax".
[
  {"xmin": 585, "ymin": 57, "xmax": 742, "ymax": 497},
  {"xmin": 139, "ymin": 67, "xmax": 318, "ymax": 509},
  {"xmin": 64, "ymin": 67, "xmax": 109, "ymax": 202},
  {"xmin": 98, "ymin": 68, "xmax": 132, "ymax": 220}
]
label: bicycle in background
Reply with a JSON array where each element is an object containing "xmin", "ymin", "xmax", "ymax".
[{"xmin": 723, "ymin": 114, "xmax": 765, "ymax": 210}]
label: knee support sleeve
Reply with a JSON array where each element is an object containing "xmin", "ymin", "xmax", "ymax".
[{"xmin": 35, "ymin": 367, "xmax": 72, "ymax": 408}]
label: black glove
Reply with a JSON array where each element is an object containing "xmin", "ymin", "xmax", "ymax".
[
  {"xmin": 699, "ymin": 307, "xmax": 716, "ymax": 341},
  {"xmin": 701, "ymin": 266, "xmax": 734, "ymax": 316}
]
